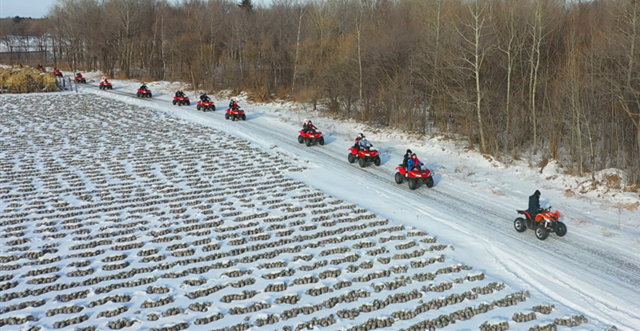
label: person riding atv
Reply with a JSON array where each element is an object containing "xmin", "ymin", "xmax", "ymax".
[
  {"xmin": 139, "ymin": 83, "xmax": 148, "ymax": 90},
  {"xmin": 175, "ymin": 90, "xmax": 185, "ymax": 98},
  {"xmin": 353, "ymin": 133, "xmax": 365, "ymax": 151},
  {"xmin": 528, "ymin": 190, "xmax": 542, "ymax": 220},
  {"xmin": 402, "ymin": 149, "xmax": 413, "ymax": 168},
  {"xmin": 302, "ymin": 119, "xmax": 317, "ymax": 133},
  {"xmin": 407, "ymin": 153, "xmax": 423, "ymax": 172},
  {"xmin": 200, "ymin": 93, "xmax": 211, "ymax": 102},
  {"xmin": 357, "ymin": 136, "xmax": 373, "ymax": 151},
  {"xmin": 229, "ymin": 99, "xmax": 239, "ymax": 110}
]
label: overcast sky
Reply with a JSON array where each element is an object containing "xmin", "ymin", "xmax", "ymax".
[{"xmin": 1, "ymin": 0, "xmax": 272, "ymax": 19}]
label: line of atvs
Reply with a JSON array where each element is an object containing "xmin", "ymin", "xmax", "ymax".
[{"xmin": 296, "ymin": 129, "xmax": 434, "ymax": 191}]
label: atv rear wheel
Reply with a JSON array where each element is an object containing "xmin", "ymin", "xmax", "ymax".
[
  {"xmin": 374, "ymin": 157, "xmax": 381, "ymax": 166},
  {"xmin": 556, "ymin": 222, "xmax": 567, "ymax": 237},
  {"xmin": 297, "ymin": 135, "xmax": 304, "ymax": 144},
  {"xmin": 408, "ymin": 178, "xmax": 417, "ymax": 190},
  {"xmin": 241, "ymin": 114, "xmax": 246, "ymax": 120},
  {"xmin": 394, "ymin": 172, "xmax": 404, "ymax": 184},
  {"xmin": 358, "ymin": 158, "xmax": 366, "ymax": 168},
  {"xmin": 514, "ymin": 218, "xmax": 527, "ymax": 232},
  {"xmin": 348, "ymin": 153, "xmax": 356, "ymax": 163},
  {"xmin": 535, "ymin": 226, "xmax": 549, "ymax": 240},
  {"xmin": 305, "ymin": 138, "xmax": 312, "ymax": 147},
  {"xmin": 425, "ymin": 177, "xmax": 434, "ymax": 188},
  {"xmin": 318, "ymin": 137, "xmax": 324, "ymax": 145}
]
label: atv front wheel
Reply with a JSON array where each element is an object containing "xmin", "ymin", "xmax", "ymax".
[
  {"xmin": 408, "ymin": 178, "xmax": 417, "ymax": 190},
  {"xmin": 374, "ymin": 157, "xmax": 381, "ymax": 166},
  {"xmin": 535, "ymin": 226, "xmax": 549, "ymax": 240},
  {"xmin": 305, "ymin": 138, "xmax": 312, "ymax": 147},
  {"xmin": 136, "ymin": 92, "xmax": 141, "ymax": 97},
  {"xmin": 318, "ymin": 137, "xmax": 324, "ymax": 145},
  {"xmin": 197, "ymin": 105, "xmax": 201, "ymax": 111},
  {"xmin": 297, "ymin": 135, "xmax": 304, "ymax": 144},
  {"xmin": 173, "ymin": 100, "xmax": 177, "ymax": 105},
  {"xmin": 241, "ymin": 114, "xmax": 246, "ymax": 120},
  {"xmin": 232, "ymin": 115, "xmax": 236, "ymax": 121},
  {"xmin": 358, "ymin": 158, "xmax": 366, "ymax": 168},
  {"xmin": 394, "ymin": 172, "xmax": 404, "ymax": 184},
  {"xmin": 514, "ymin": 218, "xmax": 527, "ymax": 232},
  {"xmin": 348, "ymin": 153, "xmax": 356, "ymax": 163},
  {"xmin": 425, "ymin": 177, "xmax": 434, "ymax": 188},
  {"xmin": 556, "ymin": 222, "xmax": 567, "ymax": 237}
]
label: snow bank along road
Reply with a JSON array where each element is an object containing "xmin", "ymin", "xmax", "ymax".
[{"xmin": 0, "ymin": 91, "xmax": 628, "ymax": 330}]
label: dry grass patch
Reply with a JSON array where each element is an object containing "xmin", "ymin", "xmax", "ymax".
[{"xmin": 0, "ymin": 67, "xmax": 59, "ymax": 93}]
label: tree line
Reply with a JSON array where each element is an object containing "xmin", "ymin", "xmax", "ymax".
[{"xmin": 7, "ymin": 0, "xmax": 640, "ymax": 185}]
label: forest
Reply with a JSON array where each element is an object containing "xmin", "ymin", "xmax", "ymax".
[{"xmin": 2, "ymin": 0, "xmax": 640, "ymax": 185}]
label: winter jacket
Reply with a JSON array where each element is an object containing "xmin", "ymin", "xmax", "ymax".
[
  {"xmin": 527, "ymin": 194, "xmax": 540, "ymax": 218},
  {"xmin": 407, "ymin": 157, "xmax": 423, "ymax": 171},
  {"xmin": 200, "ymin": 95, "xmax": 210, "ymax": 102},
  {"xmin": 358, "ymin": 138, "xmax": 372, "ymax": 149}
]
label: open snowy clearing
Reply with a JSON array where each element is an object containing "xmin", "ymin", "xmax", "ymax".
[{"xmin": 0, "ymin": 74, "xmax": 637, "ymax": 330}]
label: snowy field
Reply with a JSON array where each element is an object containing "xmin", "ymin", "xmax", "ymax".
[{"xmin": 0, "ymin": 74, "xmax": 638, "ymax": 331}]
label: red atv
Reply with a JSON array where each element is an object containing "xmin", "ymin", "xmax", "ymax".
[
  {"xmin": 137, "ymin": 88, "xmax": 152, "ymax": 98},
  {"xmin": 348, "ymin": 147, "xmax": 381, "ymax": 167},
  {"xmin": 225, "ymin": 108, "xmax": 246, "ymax": 121},
  {"xmin": 74, "ymin": 74, "xmax": 86, "ymax": 84},
  {"xmin": 395, "ymin": 166, "xmax": 434, "ymax": 190},
  {"xmin": 514, "ymin": 207, "xmax": 567, "ymax": 240},
  {"xmin": 298, "ymin": 130, "xmax": 324, "ymax": 146},
  {"xmin": 35, "ymin": 65, "xmax": 46, "ymax": 72},
  {"xmin": 52, "ymin": 70, "xmax": 63, "ymax": 78},
  {"xmin": 173, "ymin": 96, "xmax": 190, "ymax": 106},
  {"xmin": 99, "ymin": 81, "xmax": 112, "ymax": 90},
  {"xmin": 197, "ymin": 101, "xmax": 215, "ymax": 111}
]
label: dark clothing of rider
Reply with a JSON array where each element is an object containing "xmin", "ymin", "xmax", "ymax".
[
  {"xmin": 229, "ymin": 101, "xmax": 239, "ymax": 110},
  {"xmin": 303, "ymin": 122, "xmax": 316, "ymax": 133},
  {"xmin": 175, "ymin": 91, "xmax": 185, "ymax": 98},
  {"xmin": 200, "ymin": 94, "xmax": 210, "ymax": 102},
  {"xmin": 527, "ymin": 190, "xmax": 541, "ymax": 219},
  {"xmin": 140, "ymin": 85, "xmax": 148, "ymax": 90}
]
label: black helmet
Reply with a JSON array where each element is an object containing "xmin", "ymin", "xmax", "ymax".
[
  {"xmin": 534, "ymin": 190, "xmax": 541, "ymax": 197},
  {"xmin": 406, "ymin": 149, "xmax": 412, "ymax": 155}
]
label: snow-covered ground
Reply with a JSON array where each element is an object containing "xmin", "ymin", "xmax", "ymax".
[{"xmin": 0, "ymin": 73, "xmax": 638, "ymax": 331}]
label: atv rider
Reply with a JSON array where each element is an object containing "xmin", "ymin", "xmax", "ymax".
[
  {"xmin": 402, "ymin": 149, "xmax": 413, "ymax": 168},
  {"xmin": 527, "ymin": 190, "xmax": 542, "ymax": 220},
  {"xmin": 302, "ymin": 119, "xmax": 317, "ymax": 133},
  {"xmin": 358, "ymin": 136, "xmax": 373, "ymax": 151},
  {"xmin": 407, "ymin": 153, "xmax": 423, "ymax": 172},
  {"xmin": 139, "ymin": 83, "xmax": 148, "ymax": 91},
  {"xmin": 76, "ymin": 73, "xmax": 83, "ymax": 79},
  {"xmin": 101, "ymin": 77, "xmax": 109, "ymax": 84},
  {"xmin": 200, "ymin": 93, "xmax": 211, "ymax": 103},
  {"xmin": 229, "ymin": 99, "xmax": 239, "ymax": 110},
  {"xmin": 175, "ymin": 90, "xmax": 185, "ymax": 98}
]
